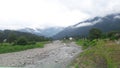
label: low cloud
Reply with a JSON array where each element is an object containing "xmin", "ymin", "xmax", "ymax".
[
  {"xmin": 60, "ymin": 0, "xmax": 120, "ymax": 16},
  {"xmin": 0, "ymin": 0, "xmax": 120, "ymax": 29}
]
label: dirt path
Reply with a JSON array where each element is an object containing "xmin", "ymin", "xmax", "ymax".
[{"xmin": 0, "ymin": 41, "xmax": 82, "ymax": 68}]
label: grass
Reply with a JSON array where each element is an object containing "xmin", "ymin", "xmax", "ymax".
[
  {"xmin": 76, "ymin": 39, "xmax": 97, "ymax": 49},
  {"xmin": 71, "ymin": 39, "xmax": 120, "ymax": 68},
  {"xmin": 0, "ymin": 42, "xmax": 47, "ymax": 54}
]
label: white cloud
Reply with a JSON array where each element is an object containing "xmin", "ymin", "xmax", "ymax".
[
  {"xmin": 114, "ymin": 15, "xmax": 120, "ymax": 19},
  {"xmin": 75, "ymin": 18, "xmax": 102, "ymax": 27},
  {"xmin": 60, "ymin": 0, "xmax": 120, "ymax": 16},
  {"xmin": 0, "ymin": 0, "xmax": 120, "ymax": 29},
  {"xmin": 75, "ymin": 22, "xmax": 93, "ymax": 27}
]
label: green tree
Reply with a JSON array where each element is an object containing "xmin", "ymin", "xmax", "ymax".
[
  {"xmin": 107, "ymin": 31, "xmax": 120, "ymax": 40},
  {"xmin": 16, "ymin": 36, "xmax": 28, "ymax": 45},
  {"xmin": 7, "ymin": 33, "xmax": 17, "ymax": 43},
  {"xmin": 0, "ymin": 32, "xmax": 3, "ymax": 43},
  {"xmin": 89, "ymin": 28, "xmax": 102, "ymax": 40}
]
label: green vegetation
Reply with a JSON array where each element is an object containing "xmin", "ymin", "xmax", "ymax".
[
  {"xmin": 0, "ymin": 30, "xmax": 51, "ymax": 54},
  {"xmin": 71, "ymin": 28, "xmax": 120, "ymax": 68},
  {"xmin": 89, "ymin": 28, "xmax": 102, "ymax": 40},
  {"xmin": 0, "ymin": 30, "xmax": 50, "ymax": 44},
  {"xmin": 15, "ymin": 36, "xmax": 28, "ymax": 45},
  {"xmin": 107, "ymin": 31, "xmax": 120, "ymax": 40},
  {"xmin": 76, "ymin": 39, "xmax": 97, "ymax": 49},
  {"xmin": 0, "ymin": 42, "xmax": 46, "ymax": 54},
  {"xmin": 72, "ymin": 39, "xmax": 120, "ymax": 68}
]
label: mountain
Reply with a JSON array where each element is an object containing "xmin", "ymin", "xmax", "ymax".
[
  {"xmin": 38, "ymin": 27, "xmax": 64, "ymax": 37},
  {"xmin": 53, "ymin": 13, "xmax": 120, "ymax": 40},
  {"xmin": 18, "ymin": 27, "xmax": 64, "ymax": 37},
  {"xmin": 18, "ymin": 28, "xmax": 42, "ymax": 36}
]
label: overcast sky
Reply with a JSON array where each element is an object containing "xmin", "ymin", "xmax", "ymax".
[{"xmin": 0, "ymin": 0, "xmax": 120, "ymax": 29}]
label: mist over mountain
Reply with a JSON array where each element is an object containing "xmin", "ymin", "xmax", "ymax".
[
  {"xmin": 1, "ymin": 13, "xmax": 120, "ymax": 39},
  {"xmin": 18, "ymin": 27, "xmax": 64, "ymax": 37},
  {"xmin": 53, "ymin": 13, "xmax": 120, "ymax": 40}
]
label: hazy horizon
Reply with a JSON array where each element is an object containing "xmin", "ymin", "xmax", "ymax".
[{"xmin": 0, "ymin": 0, "xmax": 120, "ymax": 30}]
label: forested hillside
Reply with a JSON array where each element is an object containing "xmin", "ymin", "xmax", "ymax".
[
  {"xmin": 0, "ymin": 30, "xmax": 49, "ymax": 43},
  {"xmin": 53, "ymin": 13, "xmax": 120, "ymax": 40}
]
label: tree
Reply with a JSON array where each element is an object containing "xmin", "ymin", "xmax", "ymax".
[
  {"xmin": 15, "ymin": 36, "xmax": 28, "ymax": 45},
  {"xmin": 89, "ymin": 28, "xmax": 102, "ymax": 40},
  {"xmin": 7, "ymin": 33, "xmax": 17, "ymax": 43},
  {"xmin": 0, "ymin": 32, "xmax": 3, "ymax": 43},
  {"xmin": 107, "ymin": 31, "xmax": 120, "ymax": 40}
]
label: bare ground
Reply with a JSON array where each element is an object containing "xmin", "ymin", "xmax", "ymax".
[{"xmin": 0, "ymin": 41, "xmax": 82, "ymax": 68}]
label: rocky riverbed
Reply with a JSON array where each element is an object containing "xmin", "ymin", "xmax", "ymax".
[{"xmin": 0, "ymin": 41, "xmax": 82, "ymax": 68}]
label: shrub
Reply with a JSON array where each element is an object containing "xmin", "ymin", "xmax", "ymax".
[
  {"xmin": 107, "ymin": 31, "xmax": 120, "ymax": 40},
  {"xmin": 28, "ymin": 41, "xmax": 36, "ymax": 45},
  {"xmin": 77, "ymin": 39, "xmax": 97, "ymax": 49},
  {"xmin": 90, "ymin": 39, "xmax": 97, "ymax": 46},
  {"xmin": 15, "ymin": 36, "xmax": 28, "ymax": 45}
]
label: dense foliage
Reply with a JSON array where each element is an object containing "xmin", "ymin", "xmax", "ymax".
[
  {"xmin": 107, "ymin": 31, "xmax": 120, "ymax": 40},
  {"xmin": 15, "ymin": 36, "xmax": 28, "ymax": 45},
  {"xmin": 76, "ymin": 28, "xmax": 120, "ymax": 49},
  {"xmin": 89, "ymin": 28, "xmax": 102, "ymax": 40},
  {"xmin": 0, "ymin": 30, "xmax": 50, "ymax": 45}
]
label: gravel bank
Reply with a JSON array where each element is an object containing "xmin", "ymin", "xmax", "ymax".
[{"xmin": 0, "ymin": 41, "xmax": 82, "ymax": 68}]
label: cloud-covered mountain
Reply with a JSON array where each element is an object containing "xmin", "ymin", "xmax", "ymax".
[
  {"xmin": 18, "ymin": 27, "xmax": 64, "ymax": 37},
  {"xmin": 53, "ymin": 13, "xmax": 120, "ymax": 39}
]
